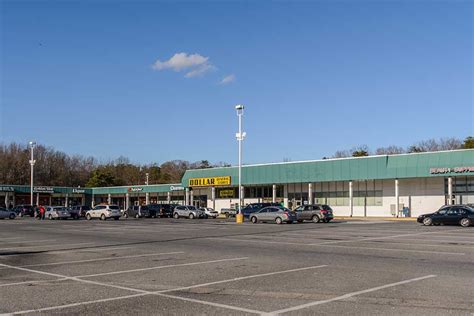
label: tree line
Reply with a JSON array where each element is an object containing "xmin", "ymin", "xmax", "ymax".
[
  {"xmin": 0, "ymin": 143, "xmax": 229, "ymax": 187},
  {"xmin": 331, "ymin": 136, "xmax": 474, "ymax": 158}
]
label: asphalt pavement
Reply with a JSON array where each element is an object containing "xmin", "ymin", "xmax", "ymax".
[{"xmin": 0, "ymin": 217, "xmax": 473, "ymax": 315}]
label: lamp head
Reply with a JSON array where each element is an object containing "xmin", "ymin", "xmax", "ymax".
[
  {"xmin": 235, "ymin": 104, "xmax": 244, "ymax": 111},
  {"xmin": 29, "ymin": 141, "xmax": 36, "ymax": 147}
]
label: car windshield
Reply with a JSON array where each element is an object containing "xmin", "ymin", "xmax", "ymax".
[
  {"xmin": 187, "ymin": 206, "xmax": 197, "ymax": 210},
  {"xmin": 322, "ymin": 205, "xmax": 333, "ymax": 211},
  {"xmin": 109, "ymin": 206, "xmax": 119, "ymax": 210}
]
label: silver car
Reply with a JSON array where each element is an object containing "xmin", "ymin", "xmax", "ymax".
[
  {"xmin": 200, "ymin": 207, "xmax": 218, "ymax": 218},
  {"xmin": 0, "ymin": 207, "xmax": 16, "ymax": 220},
  {"xmin": 85, "ymin": 205, "xmax": 121, "ymax": 220},
  {"xmin": 173, "ymin": 205, "xmax": 206, "ymax": 219},
  {"xmin": 249, "ymin": 206, "xmax": 297, "ymax": 224},
  {"xmin": 45, "ymin": 206, "xmax": 71, "ymax": 220}
]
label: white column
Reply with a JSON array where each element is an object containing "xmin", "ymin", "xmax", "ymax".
[
  {"xmin": 125, "ymin": 193, "xmax": 130, "ymax": 210},
  {"xmin": 36, "ymin": 193, "xmax": 39, "ymax": 206},
  {"xmin": 145, "ymin": 192, "xmax": 150, "ymax": 205},
  {"xmin": 395, "ymin": 179, "xmax": 399, "ymax": 217},
  {"xmin": 308, "ymin": 183, "xmax": 313, "ymax": 204},
  {"xmin": 107, "ymin": 194, "xmax": 112, "ymax": 205},
  {"xmin": 4, "ymin": 193, "xmax": 8, "ymax": 208},
  {"xmin": 272, "ymin": 185, "xmax": 277, "ymax": 203},
  {"xmin": 211, "ymin": 187, "xmax": 216, "ymax": 210},
  {"xmin": 167, "ymin": 191, "xmax": 171, "ymax": 204},
  {"xmin": 185, "ymin": 188, "xmax": 190, "ymax": 205},
  {"xmin": 240, "ymin": 186, "xmax": 244, "ymax": 207},
  {"xmin": 92, "ymin": 194, "xmax": 95, "ymax": 208},
  {"xmin": 190, "ymin": 190, "xmax": 194, "ymax": 206},
  {"xmin": 448, "ymin": 177, "xmax": 453, "ymax": 205},
  {"xmin": 349, "ymin": 181, "xmax": 353, "ymax": 217}
]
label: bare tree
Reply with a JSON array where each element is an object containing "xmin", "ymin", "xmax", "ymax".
[{"xmin": 375, "ymin": 146, "xmax": 405, "ymax": 155}]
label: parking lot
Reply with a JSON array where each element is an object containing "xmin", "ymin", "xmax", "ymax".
[{"xmin": 0, "ymin": 218, "xmax": 473, "ymax": 315}]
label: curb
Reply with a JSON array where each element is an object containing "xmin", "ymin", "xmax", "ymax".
[{"xmin": 334, "ymin": 216, "xmax": 416, "ymax": 221}]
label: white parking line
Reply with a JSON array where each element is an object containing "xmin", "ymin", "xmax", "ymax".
[
  {"xmin": 266, "ymin": 275, "xmax": 436, "ymax": 315},
  {"xmin": 14, "ymin": 251, "xmax": 185, "ymax": 268},
  {"xmin": 75, "ymin": 257, "xmax": 248, "ymax": 278},
  {"xmin": 79, "ymin": 246, "xmax": 134, "ymax": 252},
  {"xmin": 0, "ymin": 242, "xmax": 95, "ymax": 251},
  {"xmin": 0, "ymin": 278, "xmax": 69, "ymax": 288},
  {"xmin": 216, "ymin": 238, "xmax": 466, "ymax": 255}
]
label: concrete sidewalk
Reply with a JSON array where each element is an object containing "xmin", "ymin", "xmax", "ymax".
[{"xmin": 334, "ymin": 216, "xmax": 416, "ymax": 221}]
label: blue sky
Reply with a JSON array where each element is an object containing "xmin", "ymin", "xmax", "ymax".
[{"xmin": 1, "ymin": 1, "xmax": 472, "ymax": 166}]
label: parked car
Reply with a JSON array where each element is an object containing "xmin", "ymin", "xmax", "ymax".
[
  {"xmin": 241, "ymin": 203, "xmax": 281, "ymax": 218},
  {"xmin": 124, "ymin": 205, "xmax": 156, "ymax": 219},
  {"xmin": 148, "ymin": 204, "xmax": 177, "ymax": 218},
  {"xmin": 293, "ymin": 204, "xmax": 334, "ymax": 223},
  {"xmin": 199, "ymin": 207, "xmax": 218, "ymax": 218},
  {"xmin": 69, "ymin": 205, "xmax": 91, "ymax": 219},
  {"xmin": 417, "ymin": 205, "xmax": 474, "ymax": 227},
  {"xmin": 0, "ymin": 207, "xmax": 16, "ymax": 219},
  {"xmin": 85, "ymin": 205, "xmax": 121, "ymax": 220},
  {"xmin": 173, "ymin": 205, "xmax": 206, "ymax": 219},
  {"xmin": 45, "ymin": 206, "xmax": 71, "ymax": 220},
  {"xmin": 220, "ymin": 208, "xmax": 237, "ymax": 217},
  {"xmin": 249, "ymin": 206, "xmax": 297, "ymax": 224},
  {"xmin": 13, "ymin": 205, "xmax": 35, "ymax": 217}
]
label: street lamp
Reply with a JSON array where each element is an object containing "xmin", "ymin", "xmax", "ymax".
[
  {"xmin": 29, "ymin": 141, "xmax": 36, "ymax": 206},
  {"xmin": 145, "ymin": 173, "xmax": 149, "ymax": 186},
  {"xmin": 235, "ymin": 104, "xmax": 246, "ymax": 224}
]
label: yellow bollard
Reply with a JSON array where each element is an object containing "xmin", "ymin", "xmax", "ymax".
[{"xmin": 236, "ymin": 213, "xmax": 244, "ymax": 224}]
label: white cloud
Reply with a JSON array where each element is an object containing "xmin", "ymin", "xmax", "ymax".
[
  {"xmin": 220, "ymin": 74, "xmax": 236, "ymax": 85},
  {"xmin": 152, "ymin": 52, "xmax": 214, "ymax": 78}
]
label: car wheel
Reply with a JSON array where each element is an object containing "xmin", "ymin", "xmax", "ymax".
[
  {"xmin": 9, "ymin": 213, "xmax": 15, "ymax": 220},
  {"xmin": 460, "ymin": 218, "xmax": 471, "ymax": 227},
  {"xmin": 275, "ymin": 217, "xmax": 283, "ymax": 225},
  {"xmin": 312, "ymin": 215, "xmax": 320, "ymax": 223},
  {"xmin": 422, "ymin": 217, "xmax": 433, "ymax": 226},
  {"xmin": 86, "ymin": 213, "xmax": 92, "ymax": 220},
  {"xmin": 173, "ymin": 213, "xmax": 179, "ymax": 219},
  {"xmin": 189, "ymin": 213, "xmax": 195, "ymax": 219},
  {"xmin": 251, "ymin": 216, "xmax": 258, "ymax": 224},
  {"xmin": 135, "ymin": 213, "xmax": 140, "ymax": 219},
  {"xmin": 101, "ymin": 214, "xmax": 106, "ymax": 221}
]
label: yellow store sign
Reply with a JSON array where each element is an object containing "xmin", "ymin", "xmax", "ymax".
[{"xmin": 189, "ymin": 176, "xmax": 231, "ymax": 187}]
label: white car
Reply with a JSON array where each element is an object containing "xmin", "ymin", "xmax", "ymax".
[
  {"xmin": 0, "ymin": 207, "xmax": 16, "ymax": 219},
  {"xmin": 86, "ymin": 205, "xmax": 121, "ymax": 220},
  {"xmin": 45, "ymin": 206, "xmax": 71, "ymax": 220},
  {"xmin": 200, "ymin": 207, "xmax": 218, "ymax": 218}
]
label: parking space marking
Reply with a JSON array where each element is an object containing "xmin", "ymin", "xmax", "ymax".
[
  {"xmin": 158, "ymin": 265, "xmax": 327, "ymax": 293},
  {"xmin": 216, "ymin": 238, "xmax": 466, "ymax": 255},
  {"xmin": 0, "ymin": 242, "xmax": 95, "ymax": 252},
  {"xmin": 266, "ymin": 274, "xmax": 437, "ymax": 315},
  {"xmin": 13, "ymin": 251, "xmax": 185, "ymax": 268},
  {"xmin": 75, "ymin": 257, "xmax": 249, "ymax": 278},
  {"xmin": 0, "ymin": 278, "xmax": 69, "ymax": 288},
  {"xmin": 79, "ymin": 246, "xmax": 134, "ymax": 252}
]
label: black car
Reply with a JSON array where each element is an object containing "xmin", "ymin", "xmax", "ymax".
[
  {"xmin": 417, "ymin": 205, "xmax": 474, "ymax": 227},
  {"xmin": 148, "ymin": 204, "xmax": 177, "ymax": 218},
  {"xmin": 241, "ymin": 203, "xmax": 281, "ymax": 218},
  {"xmin": 124, "ymin": 205, "xmax": 156, "ymax": 219},
  {"xmin": 69, "ymin": 205, "xmax": 91, "ymax": 219},
  {"xmin": 13, "ymin": 205, "xmax": 35, "ymax": 217}
]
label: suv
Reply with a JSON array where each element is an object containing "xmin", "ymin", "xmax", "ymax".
[
  {"xmin": 86, "ymin": 205, "xmax": 121, "ymax": 221},
  {"xmin": 69, "ymin": 205, "xmax": 91, "ymax": 219},
  {"xmin": 148, "ymin": 204, "xmax": 177, "ymax": 218},
  {"xmin": 124, "ymin": 205, "xmax": 156, "ymax": 219},
  {"xmin": 13, "ymin": 205, "xmax": 35, "ymax": 217},
  {"xmin": 173, "ymin": 205, "xmax": 206, "ymax": 219},
  {"xmin": 293, "ymin": 204, "xmax": 334, "ymax": 223},
  {"xmin": 241, "ymin": 203, "xmax": 281, "ymax": 218}
]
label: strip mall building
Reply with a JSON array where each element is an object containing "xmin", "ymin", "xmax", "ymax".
[{"xmin": 1, "ymin": 150, "xmax": 473, "ymax": 217}]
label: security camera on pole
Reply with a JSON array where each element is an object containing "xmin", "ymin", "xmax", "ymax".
[
  {"xmin": 29, "ymin": 141, "xmax": 36, "ymax": 206},
  {"xmin": 235, "ymin": 105, "xmax": 246, "ymax": 224}
]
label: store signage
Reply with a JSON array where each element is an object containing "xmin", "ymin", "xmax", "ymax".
[
  {"xmin": 33, "ymin": 186, "xmax": 54, "ymax": 193},
  {"xmin": 219, "ymin": 189, "xmax": 235, "ymax": 198},
  {"xmin": 170, "ymin": 185, "xmax": 185, "ymax": 191},
  {"xmin": 0, "ymin": 186, "xmax": 14, "ymax": 192},
  {"xmin": 128, "ymin": 187, "xmax": 143, "ymax": 192},
  {"xmin": 430, "ymin": 166, "xmax": 474, "ymax": 174},
  {"xmin": 189, "ymin": 176, "xmax": 231, "ymax": 187},
  {"xmin": 72, "ymin": 188, "xmax": 85, "ymax": 194}
]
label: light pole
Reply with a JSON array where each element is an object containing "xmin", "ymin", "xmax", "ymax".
[
  {"xmin": 29, "ymin": 141, "xmax": 36, "ymax": 206},
  {"xmin": 235, "ymin": 105, "xmax": 246, "ymax": 224},
  {"xmin": 145, "ymin": 173, "xmax": 149, "ymax": 185}
]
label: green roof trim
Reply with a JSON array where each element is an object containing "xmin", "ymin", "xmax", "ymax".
[
  {"xmin": 181, "ymin": 149, "xmax": 474, "ymax": 186},
  {"xmin": 90, "ymin": 184, "xmax": 183, "ymax": 195}
]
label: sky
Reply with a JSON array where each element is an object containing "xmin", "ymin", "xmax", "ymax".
[{"xmin": 1, "ymin": 0, "xmax": 473, "ymax": 166}]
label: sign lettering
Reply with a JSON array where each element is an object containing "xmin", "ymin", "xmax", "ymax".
[
  {"xmin": 189, "ymin": 176, "xmax": 231, "ymax": 187},
  {"xmin": 430, "ymin": 166, "xmax": 474, "ymax": 174}
]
